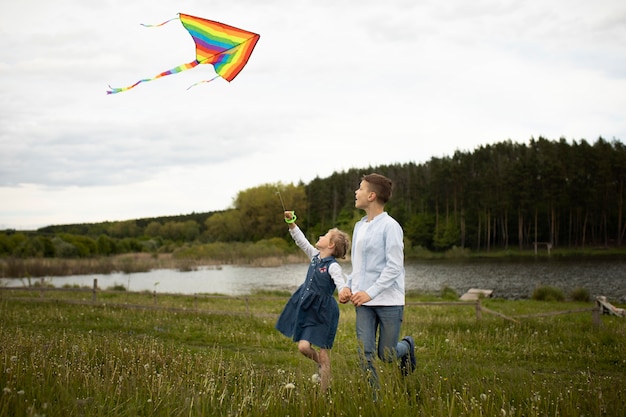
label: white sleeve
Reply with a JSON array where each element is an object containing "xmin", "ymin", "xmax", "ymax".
[
  {"xmin": 289, "ymin": 225, "xmax": 319, "ymax": 259},
  {"xmin": 329, "ymin": 262, "xmax": 347, "ymax": 291}
]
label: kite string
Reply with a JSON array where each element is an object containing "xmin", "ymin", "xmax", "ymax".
[{"xmin": 276, "ymin": 191, "xmax": 297, "ymax": 223}]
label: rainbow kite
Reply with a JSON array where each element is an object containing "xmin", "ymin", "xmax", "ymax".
[{"xmin": 107, "ymin": 13, "xmax": 260, "ymax": 94}]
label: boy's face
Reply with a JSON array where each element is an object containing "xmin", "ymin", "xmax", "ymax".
[{"xmin": 354, "ymin": 180, "xmax": 373, "ymax": 210}]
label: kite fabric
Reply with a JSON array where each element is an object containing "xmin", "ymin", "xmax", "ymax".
[{"xmin": 107, "ymin": 13, "xmax": 260, "ymax": 94}]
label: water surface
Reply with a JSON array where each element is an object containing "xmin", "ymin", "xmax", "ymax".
[{"xmin": 3, "ymin": 259, "xmax": 625, "ymax": 302}]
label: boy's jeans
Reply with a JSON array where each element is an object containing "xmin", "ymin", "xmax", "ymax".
[{"xmin": 355, "ymin": 305, "xmax": 408, "ymax": 388}]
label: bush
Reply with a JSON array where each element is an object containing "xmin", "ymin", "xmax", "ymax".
[
  {"xmin": 532, "ymin": 285, "xmax": 565, "ymax": 301},
  {"xmin": 108, "ymin": 284, "xmax": 127, "ymax": 291},
  {"xmin": 570, "ymin": 287, "xmax": 591, "ymax": 302},
  {"xmin": 441, "ymin": 285, "xmax": 458, "ymax": 300}
]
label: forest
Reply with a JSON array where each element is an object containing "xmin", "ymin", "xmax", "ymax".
[{"xmin": 1, "ymin": 136, "xmax": 625, "ymax": 258}]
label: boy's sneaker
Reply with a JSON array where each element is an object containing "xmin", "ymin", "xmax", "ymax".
[{"xmin": 400, "ymin": 336, "xmax": 416, "ymax": 375}]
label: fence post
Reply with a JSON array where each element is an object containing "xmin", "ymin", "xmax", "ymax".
[
  {"xmin": 92, "ymin": 279, "xmax": 97, "ymax": 303},
  {"xmin": 592, "ymin": 303, "xmax": 601, "ymax": 329},
  {"xmin": 194, "ymin": 294, "xmax": 198, "ymax": 309},
  {"xmin": 153, "ymin": 290, "xmax": 157, "ymax": 306},
  {"xmin": 475, "ymin": 299, "xmax": 482, "ymax": 321},
  {"xmin": 40, "ymin": 277, "xmax": 45, "ymax": 298}
]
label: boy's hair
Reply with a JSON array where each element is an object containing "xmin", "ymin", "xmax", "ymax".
[
  {"xmin": 362, "ymin": 173, "xmax": 393, "ymax": 204},
  {"xmin": 329, "ymin": 228, "xmax": 350, "ymax": 259}
]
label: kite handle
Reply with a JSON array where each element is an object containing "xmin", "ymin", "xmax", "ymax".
[{"xmin": 284, "ymin": 211, "xmax": 297, "ymax": 224}]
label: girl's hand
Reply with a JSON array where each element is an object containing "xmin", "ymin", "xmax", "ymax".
[
  {"xmin": 339, "ymin": 287, "xmax": 352, "ymax": 304},
  {"xmin": 284, "ymin": 211, "xmax": 295, "ymax": 221},
  {"xmin": 284, "ymin": 211, "xmax": 297, "ymax": 228}
]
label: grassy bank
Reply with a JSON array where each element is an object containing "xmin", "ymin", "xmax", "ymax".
[{"xmin": 1, "ymin": 292, "xmax": 624, "ymax": 416}]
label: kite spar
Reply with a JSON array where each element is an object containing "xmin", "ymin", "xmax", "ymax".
[{"xmin": 107, "ymin": 13, "xmax": 260, "ymax": 94}]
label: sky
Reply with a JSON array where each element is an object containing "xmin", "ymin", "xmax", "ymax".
[{"xmin": 1, "ymin": 0, "xmax": 625, "ymax": 230}]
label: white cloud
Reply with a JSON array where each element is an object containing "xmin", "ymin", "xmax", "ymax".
[{"xmin": 1, "ymin": 0, "xmax": 625, "ymax": 229}]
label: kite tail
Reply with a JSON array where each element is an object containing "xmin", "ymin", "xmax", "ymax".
[
  {"xmin": 140, "ymin": 16, "xmax": 180, "ymax": 28},
  {"xmin": 107, "ymin": 60, "xmax": 200, "ymax": 94},
  {"xmin": 186, "ymin": 75, "xmax": 220, "ymax": 90}
]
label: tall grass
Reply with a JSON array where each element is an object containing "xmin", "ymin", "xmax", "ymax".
[
  {"xmin": 0, "ymin": 254, "xmax": 186, "ymax": 278},
  {"xmin": 1, "ymin": 293, "xmax": 624, "ymax": 416},
  {"xmin": 0, "ymin": 249, "xmax": 307, "ymax": 279}
]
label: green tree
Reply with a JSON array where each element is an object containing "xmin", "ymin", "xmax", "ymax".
[
  {"xmin": 39, "ymin": 236, "xmax": 56, "ymax": 257},
  {"xmin": 97, "ymin": 234, "xmax": 117, "ymax": 255},
  {"xmin": 234, "ymin": 183, "xmax": 307, "ymax": 241},
  {"xmin": 205, "ymin": 210, "xmax": 244, "ymax": 242},
  {"xmin": 405, "ymin": 212, "xmax": 435, "ymax": 249},
  {"xmin": 433, "ymin": 219, "xmax": 461, "ymax": 251},
  {"xmin": 108, "ymin": 220, "xmax": 140, "ymax": 238},
  {"xmin": 144, "ymin": 221, "xmax": 162, "ymax": 238}
]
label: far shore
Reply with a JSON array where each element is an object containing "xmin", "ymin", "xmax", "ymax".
[{"xmin": 2, "ymin": 246, "xmax": 626, "ymax": 280}]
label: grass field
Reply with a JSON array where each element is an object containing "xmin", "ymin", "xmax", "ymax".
[{"xmin": 1, "ymin": 289, "xmax": 624, "ymax": 416}]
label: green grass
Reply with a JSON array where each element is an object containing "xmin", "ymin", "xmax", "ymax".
[{"xmin": 1, "ymin": 292, "xmax": 624, "ymax": 416}]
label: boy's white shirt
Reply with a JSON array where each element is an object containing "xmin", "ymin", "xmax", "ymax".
[{"xmin": 348, "ymin": 212, "xmax": 405, "ymax": 306}]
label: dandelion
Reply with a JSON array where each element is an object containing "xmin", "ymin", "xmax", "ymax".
[
  {"xmin": 480, "ymin": 393, "xmax": 487, "ymax": 401},
  {"xmin": 10, "ymin": 356, "xmax": 17, "ymax": 362},
  {"xmin": 284, "ymin": 383, "xmax": 295, "ymax": 390},
  {"xmin": 17, "ymin": 390, "xmax": 25, "ymax": 395},
  {"xmin": 3, "ymin": 387, "xmax": 11, "ymax": 394},
  {"xmin": 311, "ymin": 374, "xmax": 321, "ymax": 384}
]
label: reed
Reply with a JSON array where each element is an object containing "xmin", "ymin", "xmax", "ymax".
[
  {"xmin": 1, "ymin": 293, "xmax": 624, "ymax": 416},
  {"xmin": 0, "ymin": 254, "xmax": 224, "ymax": 279}
]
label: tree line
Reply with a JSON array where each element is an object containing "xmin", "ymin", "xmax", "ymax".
[{"xmin": 1, "ymin": 137, "xmax": 625, "ymax": 258}]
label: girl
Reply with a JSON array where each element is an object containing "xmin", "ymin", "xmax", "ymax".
[{"xmin": 275, "ymin": 211, "xmax": 351, "ymax": 392}]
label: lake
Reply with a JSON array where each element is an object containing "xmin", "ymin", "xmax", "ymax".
[{"xmin": 3, "ymin": 258, "xmax": 625, "ymax": 302}]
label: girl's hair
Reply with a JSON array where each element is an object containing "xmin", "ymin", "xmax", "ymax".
[{"xmin": 329, "ymin": 228, "xmax": 350, "ymax": 259}]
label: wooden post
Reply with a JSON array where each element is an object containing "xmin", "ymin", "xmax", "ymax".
[
  {"xmin": 475, "ymin": 299, "xmax": 482, "ymax": 321},
  {"xmin": 194, "ymin": 294, "xmax": 198, "ymax": 309},
  {"xmin": 92, "ymin": 279, "xmax": 98, "ymax": 303},
  {"xmin": 153, "ymin": 290, "xmax": 157, "ymax": 306},
  {"xmin": 592, "ymin": 303, "xmax": 601, "ymax": 329}
]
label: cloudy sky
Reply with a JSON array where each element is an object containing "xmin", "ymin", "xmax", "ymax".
[{"xmin": 1, "ymin": 0, "xmax": 625, "ymax": 230}]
